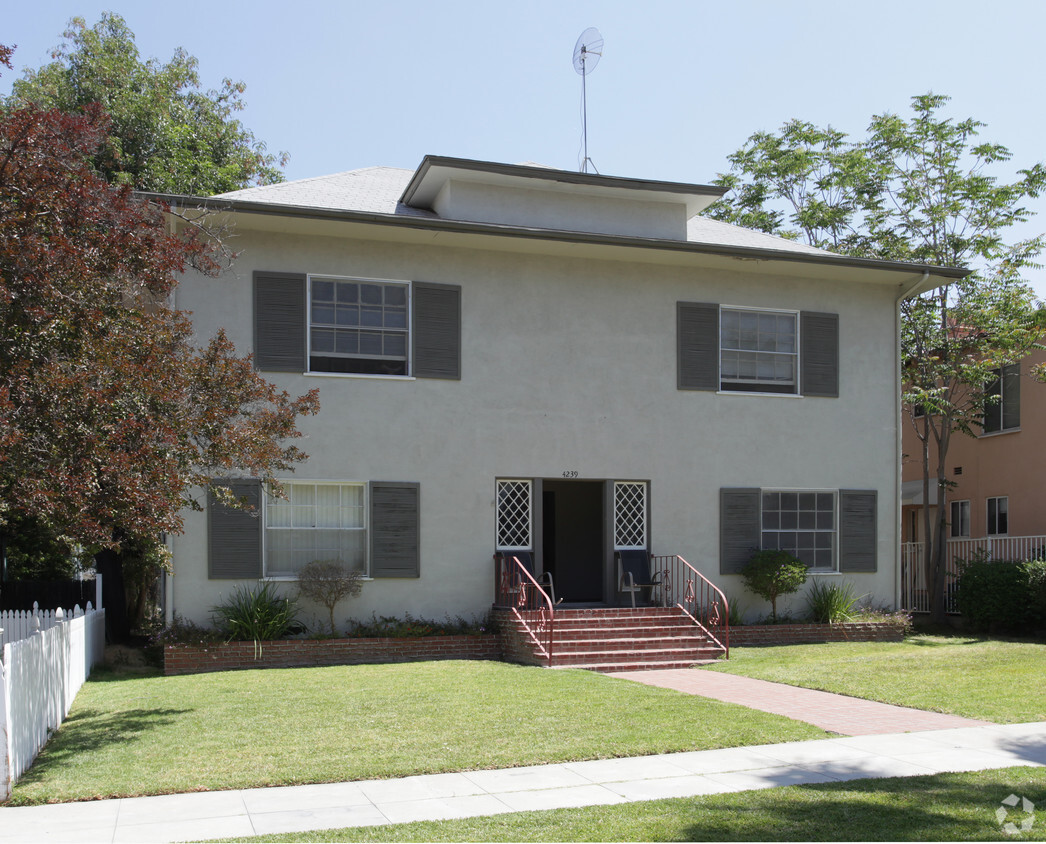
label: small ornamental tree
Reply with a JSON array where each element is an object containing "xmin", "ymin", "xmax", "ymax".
[
  {"xmin": 297, "ymin": 560, "xmax": 363, "ymax": 636},
  {"xmin": 0, "ymin": 45, "xmax": 319, "ymax": 557},
  {"xmin": 741, "ymin": 550, "xmax": 808, "ymax": 623}
]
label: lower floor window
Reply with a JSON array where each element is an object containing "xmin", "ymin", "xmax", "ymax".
[
  {"xmin": 265, "ymin": 482, "xmax": 366, "ymax": 576},
  {"xmin": 950, "ymin": 500, "xmax": 971, "ymax": 537},
  {"xmin": 987, "ymin": 496, "xmax": 1009, "ymax": 536},
  {"xmin": 760, "ymin": 490, "xmax": 836, "ymax": 570}
]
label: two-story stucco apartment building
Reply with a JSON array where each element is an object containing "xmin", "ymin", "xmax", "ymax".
[{"xmin": 161, "ymin": 156, "xmax": 964, "ymax": 628}]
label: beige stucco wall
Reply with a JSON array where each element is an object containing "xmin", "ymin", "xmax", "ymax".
[
  {"xmin": 902, "ymin": 348, "xmax": 1046, "ymax": 542},
  {"xmin": 168, "ymin": 218, "xmax": 904, "ymax": 629}
]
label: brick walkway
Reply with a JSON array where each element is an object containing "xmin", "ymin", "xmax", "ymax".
[{"xmin": 609, "ymin": 668, "xmax": 993, "ymax": 735}]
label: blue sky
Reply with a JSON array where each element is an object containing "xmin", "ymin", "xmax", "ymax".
[{"xmin": 4, "ymin": 0, "xmax": 1045, "ymax": 288}]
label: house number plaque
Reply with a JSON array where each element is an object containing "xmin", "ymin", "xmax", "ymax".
[{"xmin": 562, "ymin": 471, "xmax": 579, "ymax": 478}]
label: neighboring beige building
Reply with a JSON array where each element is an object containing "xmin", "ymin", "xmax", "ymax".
[
  {"xmin": 902, "ymin": 349, "xmax": 1046, "ymax": 609},
  {"xmin": 162, "ymin": 156, "xmax": 964, "ymax": 629}
]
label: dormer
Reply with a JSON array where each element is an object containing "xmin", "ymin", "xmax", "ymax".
[{"xmin": 399, "ymin": 156, "xmax": 725, "ymax": 241}]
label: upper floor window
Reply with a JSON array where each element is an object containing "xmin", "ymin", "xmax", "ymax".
[
  {"xmin": 983, "ymin": 363, "xmax": 1020, "ymax": 433},
  {"xmin": 309, "ymin": 277, "xmax": 409, "ymax": 376},
  {"xmin": 720, "ymin": 308, "xmax": 798, "ymax": 394}
]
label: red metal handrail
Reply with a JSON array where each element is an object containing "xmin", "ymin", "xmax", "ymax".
[
  {"xmin": 650, "ymin": 554, "xmax": 729, "ymax": 657},
  {"xmin": 493, "ymin": 554, "xmax": 555, "ymax": 666}
]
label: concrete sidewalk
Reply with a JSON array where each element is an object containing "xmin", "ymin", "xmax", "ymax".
[{"xmin": 1, "ymin": 721, "xmax": 1043, "ymax": 843}]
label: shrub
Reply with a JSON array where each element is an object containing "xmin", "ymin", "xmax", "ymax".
[
  {"xmin": 741, "ymin": 550, "xmax": 808, "ymax": 623},
  {"xmin": 806, "ymin": 579, "xmax": 863, "ymax": 624},
  {"xmin": 345, "ymin": 612, "xmax": 492, "ymax": 638},
  {"xmin": 211, "ymin": 582, "xmax": 305, "ymax": 654},
  {"xmin": 955, "ymin": 557, "xmax": 1046, "ymax": 633},
  {"xmin": 297, "ymin": 559, "xmax": 363, "ymax": 636}
]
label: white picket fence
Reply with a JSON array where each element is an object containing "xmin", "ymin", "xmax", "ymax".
[
  {"xmin": 0, "ymin": 605, "xmax": 69, "ymax": 651},
  {"xmin": 0, "ymin": 604, "xmax": 106, "ymax": 800}
]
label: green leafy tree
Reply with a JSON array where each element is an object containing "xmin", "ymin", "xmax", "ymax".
[
  {"xmin": 741, "ymin": 550, "xmax": 808, "ymax": 623},
  {"xmin": 709, "ymin": 94, "xmax": 1046, "ymax": 622},
  {"xmin": 8, "ymin": 13, "xmax": 285, "ymax": 194}
]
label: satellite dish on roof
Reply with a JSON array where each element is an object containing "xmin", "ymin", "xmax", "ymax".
[{"xmin": 572, "ymin": 28, "xmax": 604, "ymax": 174}]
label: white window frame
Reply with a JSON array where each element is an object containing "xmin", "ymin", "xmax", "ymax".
[
  {"xmin": 263, "ymin": 480, "xmax": 368, "ymax": 579},
  {"xmin": 613, "ymin": 481, "xmax": 648, "ymax": 551},
  {"xmin": 986, "ymin": 496, "xmax": 1009, "ymax": 536},
  {"xmin": 982, "ymin": 364, "xmax": 1019, "ymax": 434},
  {"xmin": 949, "ymin": 500, "xmax": 971, "ymax": 538},
  {"xmin": 307, "ymin": 275, "xmax": 412, "ymax": 378},
  {"xmin": 760, "ymin": 488, "xmax": 837, "ymax": 571},
  {"xmin": 719, "ymin": 306, "xmax": 799, "ymax": 395},
  {"xmin": 495, "ymin": 479, "xmax": 533, "ymax": 552}
]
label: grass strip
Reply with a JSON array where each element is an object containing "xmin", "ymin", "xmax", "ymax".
[
  {"xmin": 219, "ymin": 766, "xmax": 1046, "ymax": 842},
  {"xmin": 8, "ymin": 660, "xmax": 825, "ymax": 805},
  {"xmin": 706, "ymin": 635, "xmax": 1046, "ymax": 722}
]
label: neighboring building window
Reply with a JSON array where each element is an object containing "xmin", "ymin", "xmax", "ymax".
[
  {"xmin": 987, "ymin": 496, "xmax": 1009, "ymax": 536},
  {"xmin": 720, "ymin": 308, "xmax": 798, "ymax": 394},
  {"xmin": 309, "ymin": 276, "xmax": 409, "ymax": 375},
  {"xmin": 614, "ymin": 481, "xmax": 648, "ymax": 550},
  {"xmin": 496, "ymin": 479, "xmax": 532, "ymax": 550},
  {"xmin": 950, "ymin": 500, "xmax": 970, "ymax": 538},
  {"xmin": 760, "ymin": 491, "xmax": 836, "ymax": 570},
  {"xmin": 265, "ymin": 482, "xmax": 366, "ymax": 577},
  {"xmin": 983, "ymin": 363, "xmax": 1020, "ymax": 433}
]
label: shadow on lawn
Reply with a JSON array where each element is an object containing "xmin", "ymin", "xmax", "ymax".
[
  {"xmin": 677, "ymin": 769, "xmax": 1046, "ymax": 841},
  {"xmin": 11, "ymin": 706, "xmax": 190, "ymax": 789}
]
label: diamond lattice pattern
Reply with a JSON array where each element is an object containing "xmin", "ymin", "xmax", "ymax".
[
  {"xmin": 497, "ymin": 480, "xmax": 532, "ymax": 549},
  {"xmin": 615, "ymin": 482, "xmax": 647, "ymax": 549}
]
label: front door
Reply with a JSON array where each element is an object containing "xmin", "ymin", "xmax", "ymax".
[{"xmin": 541, "ymin": 480, "xmax": 604, "ymax": 603}]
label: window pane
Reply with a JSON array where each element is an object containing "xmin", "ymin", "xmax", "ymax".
[
  {"xmin": 312, "ymin": 304, "xmax": 335, "ymax": 325},
  {"xmin": 312, "ymin": 328, "xmax": 335, "ymax": 353},
  {"xmin": 336, "ymin": 305, "xmax": 359, "ymax": 326},
  {"xmin": 360, "ymin": 331, "xmax": 383, "ymax": 356},
  {"xmin": 384, "ymin": 334, "xmax": 406, "ymax": 357},
  {"xmin": 312, "ymin": 280, "xmax": 334, "ymax": 302},
  {"xmin": 336, "ymin": 282, "xmax": 358, "ymax": 303},
  {"xmin": 385, "ymin": 285, "xmax": 407, "ymax": 306},
  {"xmin": 385, "ymin": 308, "xmax": 407, "ymax": 329},
  {"xmin": 361, "ymin": 284, "xmax": 382, "ymax": 305},
  {"xmin": 335, "ymin": 331, "xmax": 358, "ymax": 355},
  {"xmin": 361, "ymin": 306, "xmax": 383, "ymax": 327}
]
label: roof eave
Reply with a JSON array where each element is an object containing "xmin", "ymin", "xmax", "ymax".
[{"xmin": 143, "ymin": 191, "xmax": 970, "ymax": 283}]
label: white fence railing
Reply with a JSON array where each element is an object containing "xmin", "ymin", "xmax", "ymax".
[
  {"xmin": 900, "ymin": 534, "xmax": 1046, "ymax": 613},
  {"xmin": 0, "ymin": 604, "xmax": 106, "ymax": 800},
  {"xmin": 0, "ymin": 605, "xmax": 68, "ymax": 651}
]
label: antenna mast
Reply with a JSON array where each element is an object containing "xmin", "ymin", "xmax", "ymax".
[{"xmin": 572, "ymin": 28, "xmax": 604, "ymax": 174}]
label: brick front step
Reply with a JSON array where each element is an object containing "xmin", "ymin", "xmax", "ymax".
[{"xmin": 494, "ymin": 606, "xmax": 727, "ymax": 672}]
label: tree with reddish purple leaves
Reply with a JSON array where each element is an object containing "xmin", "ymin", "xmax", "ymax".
[{"xmin": 0, "ymin": 46, "xmax": 318, "ymax": 620}]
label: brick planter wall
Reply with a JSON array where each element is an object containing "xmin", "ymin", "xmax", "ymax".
[
  {"xmin": 729, "ymin": 621, "xmax": 908, "ymax": 647},
  {"xmin": 164, "ymin": 634, "xmax": 502, "ymax": 676}
]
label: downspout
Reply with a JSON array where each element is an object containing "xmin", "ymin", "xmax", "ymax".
[{"xmin": 894, "ymin": 272, "xmax": 929, "ymax": 609}]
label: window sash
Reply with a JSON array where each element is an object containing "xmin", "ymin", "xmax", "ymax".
[
  {"xmin": 496, "ymin": 479, "xmax": 532, "ymax": 551},
  {"xmin": 308, "ymin": 276, "xmax": 410, "ymax": 373},
  {"xmin": 265, "ymin": 482, "xmax": 366, "ymax": 576},
  {"xmin": 720, "ymin": 308, "xmax": 798, "ymax": 392},
  {"xmin": 987, "ymin": 496, "xmax": 1009, "ymax": 536},
  {"xmin": 614, "ymin": 481, "xmax": 648, "ymax": 550},
  {"xmin": 950, "ymin": 500, "xmax": 970, "ymax": 538},
  {"xmin": 760, "ymin": 489, "xmax": 836, "ymax": 570}
]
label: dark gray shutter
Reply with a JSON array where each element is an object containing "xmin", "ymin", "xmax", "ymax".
[
  {"xmin": 800, "ymin": 312, "xmax": 839, "ymax": 397},
  {"xmin": 1003, "ymin": 363, "xmax": 1021, "ymax": 429},
  {"xmin": 370, "ymin": 482, "xmax": 420, "ymax": 578},
  {"xmin": 254, "ymin": 271, "xmax": 306, "ymax": 371},
  {"xmin": 413, "ymin": 282, "xmax": 461, "ymax": 380},
  {"xmin": 720, "ymin": 488, "xmax": 761, "ymax": 575},
  {"xmin": 678, "ymin": 302, "xmax": 719, "ymax": 391},
  {"xmin": 839, "ymin": 489, "xmax": 877, "ymax": 572},
  {"xmin": 208, "ymin": 480, "xmax": 263, "ymax": 579}
]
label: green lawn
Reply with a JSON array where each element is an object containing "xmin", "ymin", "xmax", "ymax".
[
  {"xmin": 8, "ymin": 660, "xmax": 825, "ymax": 805},
  {"xmin": 705, "ymin": 634, "xmax": 1046, "ymax": 723},
  {"xmin": 222, "ymin": 766, "xmax": 1046, "ymax": 842}
]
